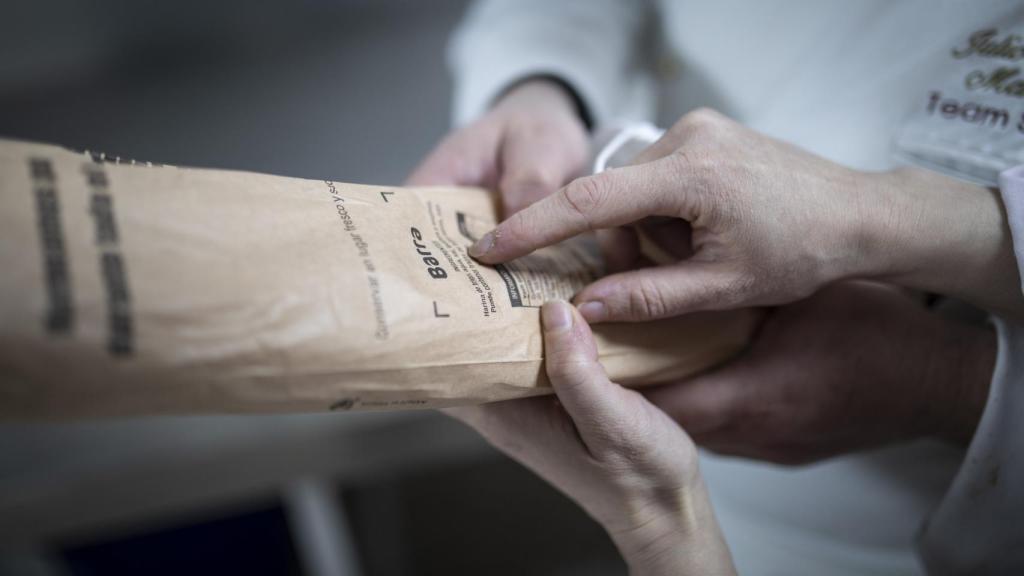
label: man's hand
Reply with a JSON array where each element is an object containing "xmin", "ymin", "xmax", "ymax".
[
  {"xmin": 467, "ymin": 108, "xmax": 1021, "ymax": 322},
  {"xmin": 643, "ymin": 282, "xmax": 997, "ymax": 465},
  {"xmin": 406, "ymin": 78, "xmax": 589, "ymax": 217},
  {"xmin": 447, "ymin": 301, "xmax": 736, "ymax": 576}
]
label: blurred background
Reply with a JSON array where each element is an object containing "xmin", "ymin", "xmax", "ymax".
[{"xmin": 0, "ymin": 1, "xmax": 626, "ymax": 574}]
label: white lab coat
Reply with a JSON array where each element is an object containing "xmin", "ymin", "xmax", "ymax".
[{"xmin": 448, "ymin": 1, "xmax": 1024, "ymax": 573}]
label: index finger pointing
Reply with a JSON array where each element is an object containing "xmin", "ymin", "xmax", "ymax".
[{"xmin": 469, "ymin": 156, "xmax": 689, "ymax": 263}]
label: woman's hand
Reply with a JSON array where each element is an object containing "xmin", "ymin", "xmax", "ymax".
[
  {"xmin": 447, "ymin": 301, "xmax": 736, "ymax": 576},
  {"xmin": 407, "ymin": 77, "xmax": 589, "ymax": 217},
  {"xmin": 467, "ymin": 108, "xmax": 1022, "ymax": 321}
]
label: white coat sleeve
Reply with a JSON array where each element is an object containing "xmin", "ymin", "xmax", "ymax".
[
  {"xmin": 447, "ymin": 0, "xmax": 656, "ymax": 128},
  {"xmin": 917, "ymin": 165, "xmax": 1024, "ymax": 574}
]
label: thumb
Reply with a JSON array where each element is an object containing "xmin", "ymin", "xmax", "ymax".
[
  {"xmin": 573, "ymin": 261, "xmax": 744, "ymax": 323},
  {"xmin": 541, "ymin": 301, "xmax": 637, "ymax": 451},
  {"xmin": 497, "ymin": 124, "xmax": 583, "ymax": 216}
]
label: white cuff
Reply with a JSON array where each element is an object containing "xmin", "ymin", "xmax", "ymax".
[
  {"xmin": 917, "ymin": 317, "xmax": 1024, "ymax": 573},
  {"xmin": 998, "ymin": 165, "xmax": 1024, "ymax": 295}
]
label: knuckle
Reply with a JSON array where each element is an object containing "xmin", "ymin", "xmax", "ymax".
[
  {"xmin": 625, "ymin": 277, "xmax": 670, "ymax": 319},
  {"xmin": 685, "ymin": 107, "xmax": 725, "ymax": 130},
  {"xmin": 671, "ymin": 153, "xmax": 732, "ymax": 226},
  {"xmin": 668, "ymin": 148, "xmax": 717, "ymax": 198},
  {"xmin": 669, "ymin": 108, "xmax": 733, "ymax": 155},
  {"xmin": 562, "ymin": 176, "xmax": 607, "ymax": 226}
]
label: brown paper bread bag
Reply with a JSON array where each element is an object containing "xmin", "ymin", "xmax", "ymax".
[{"xmin": 0, "ymin": 138, "xmax": 758, "ymax": 419}]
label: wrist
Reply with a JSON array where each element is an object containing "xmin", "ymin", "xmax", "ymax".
[
  {"xmin": 844, "ymin": 168, "xmax": 938, "ymax": 284},
  {"xmin": 609, "ymin": 484, "xmax": 735, "ymax": 576},
  {"xmin": 853, "ymin": 168, "xmax": 1019, "ymax": 316}
]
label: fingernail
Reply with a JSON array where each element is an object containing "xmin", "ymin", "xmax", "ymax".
[
  {"xmin": 542, "ymin": 301, "xmax": 573, "ymax": 333},
  {"xmin": 577, "ymin": 301, "xmax": 606, "ymax": 323},
  {"xmin": 468, "ymin": 231, "xmax": 495, "ymax": 258}
]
